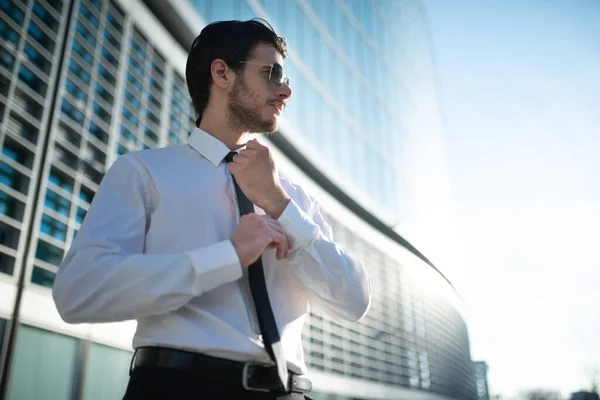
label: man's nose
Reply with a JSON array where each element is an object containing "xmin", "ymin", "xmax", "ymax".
[{"xmin": 276, "ymin": 83, "xmax": 292, "ymax": 100}]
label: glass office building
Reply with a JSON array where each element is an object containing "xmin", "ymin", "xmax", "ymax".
[
  {"xmin": 0, "ymin": 0, "xmax": 477, "ymax": 399},
  {"xmin": 473, "ymin": 361, "xmax": 491, "ymax": 400}
]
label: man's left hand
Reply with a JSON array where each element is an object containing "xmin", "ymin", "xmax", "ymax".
[{"xmin": 227, "ymin": 139, "xmax": 290, "ymax": 219}]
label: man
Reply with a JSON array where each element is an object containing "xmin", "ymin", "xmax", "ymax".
[{"xmin": 53, "ymin": 19, "xmax": 371, "ymax": 399}]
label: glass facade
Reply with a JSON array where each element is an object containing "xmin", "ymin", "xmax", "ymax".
[
  {"xmin": 0, "ymin": 0, "xmax": 68, "ymax": 280},
  {"xmin": 6, "ymin": 324, "xmax": 79, "ymax": 400},
  {"xmin": 4, "ymin": 323, "xmax": 132, "ymax": 400},
  {"xmin": 0, "ymin": 318, "xmax": 5, "ymax": 350},
  {"xmin": 473, "ymin": 361, "xmax": 490, "ymax": 400},
  {"xmin": 82, "ymin": 342, "xmax": 132, "ymax": 400},
  {"xmin": 190, "ymin": 0, "xmax": 406, "ymax": 220},
  {"xmin": 0, "ymin": 0, "xmax": 198, "ymax": 288},
  {"xmin": 0, "ymin": 0, "xmax": 476, "ymax": 399}
]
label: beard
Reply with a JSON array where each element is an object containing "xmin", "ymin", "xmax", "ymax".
[{"xmin": 227, "ymin": 75, "xmax": 278, "ymax": 134}]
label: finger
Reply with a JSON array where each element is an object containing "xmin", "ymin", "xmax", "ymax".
[
  {"xmin": 262, "ymin": 228, "xmax": 285, "ymax": 260},
  {"xmin": 257, "ymin": 217, "xmax": 289, "ymax": 259},
  {"xmin": 237, "ymin": 149, "xmax": 259, "ymax": 160},
  {"xmin": 272, "ymin": 230, "xmax": 288, "ymax": 260},
  {"xmin": 262, "ymin": 236, "xmax": 274, "ymax": 254},
  {"xmin": 275, "ymin": 233, "xmax": 286, "ymax": 260},
  {"xmin": 263, "ymin": 218, "xmax": 293, "ymax": 251},
  {"xmin": 230, "ymin": 157, "xmax": 248, "ymax": 170},
  {"xmin": 265, "ymin": 233, "xmax": 282, "ymax": 260},
  {"xmin": 245, "ymin": 139, "xmax": 264, "ymax": 150}
]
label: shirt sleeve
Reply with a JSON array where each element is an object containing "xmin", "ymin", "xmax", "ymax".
[
  {"xmin": 52, "ymin": 154, "xmax": 242, "ymax": 324},
  {"xmin": 277, "ymin": 184, "xmax": 372, "ymax": 323}
]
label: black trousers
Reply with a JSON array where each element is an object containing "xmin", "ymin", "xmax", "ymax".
[{"xmin": 123, "ymin": 366, "xmax": 310, "ymax": 400}]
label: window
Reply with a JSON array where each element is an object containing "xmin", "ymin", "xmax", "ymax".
[
  {"xmin": 48, "ymin": 168, "xmax": 74, "ymax": 193},
  {"xmin": 61, "ymin": 99, "xmax": 84, "ymax": 124},
  {"xmin": 44, "ymin": 0, "xmax": 63, "ymax": 13},
  {"xmin": 169, "ymin": 114, "xmax": 181, "ymax": 130},
  {"xmin": 32, "ymin": 1, "xmax": 59, "ymax": 32},
  {"xmin": 79, "ymin": 4, "xmax": 99, "ymax": 28},
  {"xmin": 0, "ymin": 253, "xmax": 15, "ymax": 275},
  {"xmin": 2, "ymin": 139, "xmax": 32, "ymax": 168},
  {"xmin": 90, "ymin": 0, "xmax": 102, "ymax": 11},
  {"xmin": 86, "ymin": 143, "xmax": 105, "ymax": 164},
  {"xmin": 88, "ymin": 121, "xmax": 108, "ymax": 142},
  {"xmin": 75, "ymin": 207, "xmax": 86, "ymax": 224},
  {"xmin": 124, "ymin": 89, "xmax": 140, "ymax": 109},
  {"xmin": 126, "ymin": 72, "xmax": 143, "ymax": 92},
  {"xmin": 100, "ymin": 46, "xmax": 118, "ymax": 67},
  {"xmin": 92, "ymin": 102, "xmax": 110, "ymax": 124},
  {"xmin": 143, "ymin": 126, "xmax": 158, "ymax": 143},
  {"xmin": 151, "ymin": 60, "xmax": 163, "ymax": 78},
  {"xmin": 75, "ymin": 21, "xmax": 96, "ymax": 47},
  {"xmin": 95, "ymin": 82, "xmax": 114, "ymax": 104},
  {"xmin": 18, "ymin": 65, "xmax": 45, "ymax": 95},
  {"xmin": 40, "ymin": 214, "xmax": 67, "ymax": 241},
  {"xmin": 0, "ymin": 221, "xmax": 20, "ymax": 249},
  {"xmin": 145, "ymin": 109, "xmax": 159, "ymax": 125},
  {"xmin": 168, "ymin": 129, "xmax": 179, "ymax": 145},
  {"xmin": 106, "ymin": 12, "xmax": 123, "ymax": 33},
  {"xmin": 6, "ymin": 325, "xmax": 78, "ymax": 399},
  {"xmin": 72, "ymin": 39, "xmax": 93, "ymax": 65},
  {"xmin": 153, "ymin": 50, "xmax": 165, "ymax": 69},
  {"xmin": 120, "ymin": 125, "xmax": 136, "ymax": 143},
  {"xmin": 149, "ymin": 76, "xmax": 161, "ymax": 92},
  {"xmin": 1, "ymin": 19, "xmax": 19, "ymax": 47},
  {"xmin": 130, "ymin": 39, "xmax": 145, "ymax": 61},
  {"xmin": 44, "ymin": 189, "xmax": 71, "ymax": 217},
  {"xmin": 82, "ymin": 343, "xmax": 132, "ymax": 400},
  {"xmin": 68, "ymin": 59, "xmax": 91, "ymax": 83},
  {"xmin": 31, "ymin": 267, "xmax": 56, "ymax": 288},
  {"xmin": 171, "ymin": 99, "xmax": 183, "ymax": 116},
  {"xmin": 0, "ymin": 49, "xmax": 15, "ymax": 70},
  {"xmin": 0, "ymin": 191, "xmax": 24, "ymax": 220},
  {"xmin": 23, "ymin": 42, "xmax": 48, "ymax": 72},
  {"xmin": 117, "ymin": 143, "xmax": 127, "ymax": 155},
  {"xmin": 97, "ymin": 64, "xmax": 115, "ymax": 85},
  {"xmin": 122, "ymin": 107, "xmax": 139, "ymax": 127},
  {"xmin": 103, "ymin": 28, "xmax": 120, "ymax": 50},
  {"xmin": 0, "ymin": 162, "xmax": 25, "ymax": 193},
  {"xmin": 35, "ymin": 239, "xmax": 64, "ymax": 266},
  {"xmin": 147, "ymin": 92, "xmax": 160, "ymax": 109},
  {"xmin": 65, "ymin": 79, "xmax": 87, "ymax": 102},
  {"xmin": 1, "ymin": 0, "xmax": 25, "ymax": 26},
  {"xmin": 79, "ymin": 186, "xmax": 94, "ymax": 203}
]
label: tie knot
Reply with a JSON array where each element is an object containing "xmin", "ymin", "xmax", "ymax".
[{"xmin": 223, "ymin": 151, "xmax": 237, "ymax": 164}]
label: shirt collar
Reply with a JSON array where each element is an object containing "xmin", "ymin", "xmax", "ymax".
[{"xmin": 187, "ymin": 127, "xmax": 238, "ymax": 167}]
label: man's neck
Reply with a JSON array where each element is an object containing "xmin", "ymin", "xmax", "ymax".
[{"xmin": 199, "ymin": 114, "xmax": 250, "ymax": 150}]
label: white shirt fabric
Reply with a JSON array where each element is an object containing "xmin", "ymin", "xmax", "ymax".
[{"xmin": 53, "ymin": 127, "xmax": 372, "ymax": 375}]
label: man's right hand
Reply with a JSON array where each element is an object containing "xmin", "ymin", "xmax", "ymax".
[{"xmin": 230, "ymin": 213, "xmax": 293, "ymax": 268}]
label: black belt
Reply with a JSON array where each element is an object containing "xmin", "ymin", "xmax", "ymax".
[{"xmin": 131, "ymin": 347, "xmax": 312, "ymax": 394}]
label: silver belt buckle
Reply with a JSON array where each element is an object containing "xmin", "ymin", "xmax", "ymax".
[{"xmin": 242, "ymin": 363, "xmax": 271, "ymax": 392}]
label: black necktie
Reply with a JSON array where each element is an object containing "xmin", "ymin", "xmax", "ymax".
[{"xmin": 223, "ymin": 152, "xmax": 288, "ymax": 391}]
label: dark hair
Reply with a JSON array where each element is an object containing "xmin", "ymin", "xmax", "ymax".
[{"xmin": 185, "ymin": 19, "xmax": 287, "ymax": 126}]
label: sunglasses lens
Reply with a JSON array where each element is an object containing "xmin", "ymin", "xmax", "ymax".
[{"xmin": 271, "ymin": 64, "xmax": 287, "ymax": 86}]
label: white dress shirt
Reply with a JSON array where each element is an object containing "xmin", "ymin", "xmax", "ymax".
[{"xmin": 53, "ymin": 127, "xmax": 371, "ymax": 374}]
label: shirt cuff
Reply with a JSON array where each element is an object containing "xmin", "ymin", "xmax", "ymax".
[
  {"xmin": 278, "ymin": 198, "xmax": 318, "ymax": 250},
  {"xmin": 185, "ymin": 240, "xmax": 242, "ymax": 294}
]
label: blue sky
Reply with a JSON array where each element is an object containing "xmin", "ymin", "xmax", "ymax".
[{"xmin": 421, "ymin": 0, "xmax": 600, "ymax": 397}]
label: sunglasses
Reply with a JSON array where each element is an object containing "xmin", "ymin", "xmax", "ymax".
[{"xmin": 238, "ymin": 61, "xmax": 291, "ymax": 86}]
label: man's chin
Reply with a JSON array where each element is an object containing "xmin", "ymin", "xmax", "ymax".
[{"xmin": 253, "ymin": 119, "xmax": 278, "ymax": 134}]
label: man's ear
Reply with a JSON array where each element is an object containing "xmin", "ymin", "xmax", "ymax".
[{"xmin": 211, "ymin": 59, "xmax": 233, "ymax": 89}]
